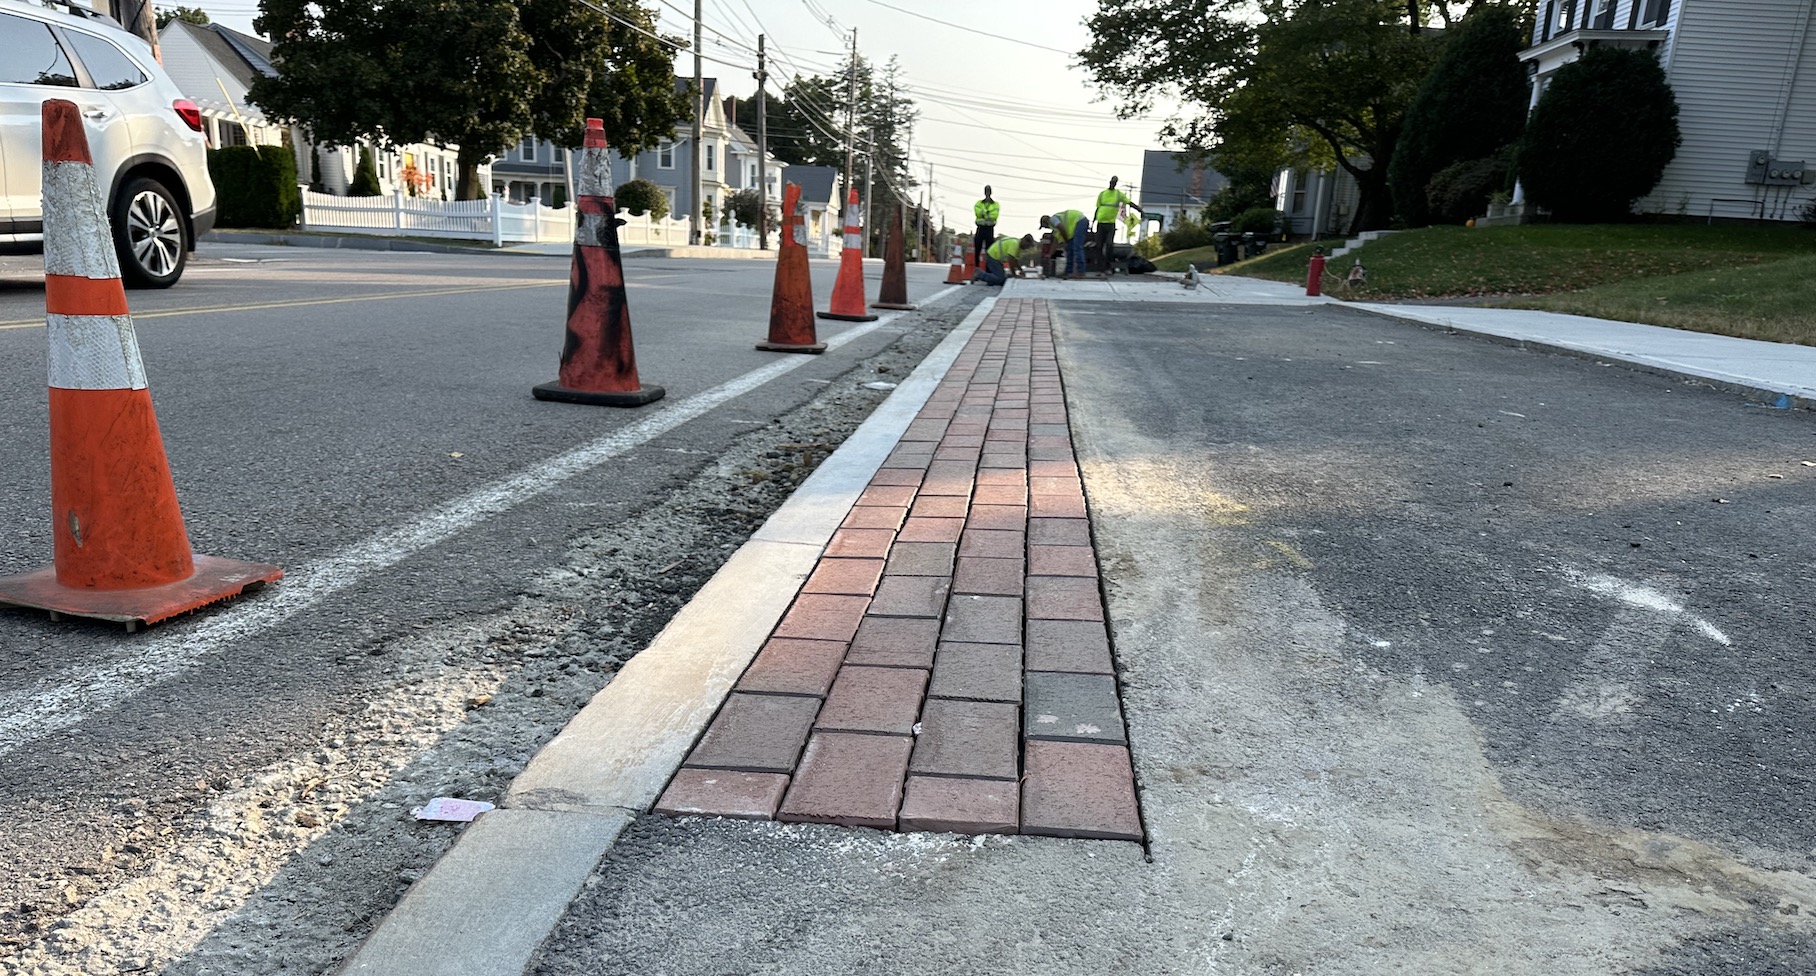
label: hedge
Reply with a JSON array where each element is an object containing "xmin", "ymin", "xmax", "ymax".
[{"xmin": 207, "ymin": 145, "xmax": 300, "ymax": 228}]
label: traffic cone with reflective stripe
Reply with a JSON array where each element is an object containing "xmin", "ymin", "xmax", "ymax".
[
  {"xmin": 757, "ymin": 182, "xmax": 824, "ymax": 354},
  {"xmin": 816, "ymin": 189, "xmax": 877, "ymax": 322},
  {"xmin": 0, "ymin": 99, "xmax": 282, "ymax": 632},
  {"xmin": 533, "ymin": 118, "xmax": 665, "ymax": 407},
  {"xmin": 962, "ymin": 236, "xmax": 977, "ymax": 280},
  {"xmin": 872, "ymin": 205, "xmax": 916, "ymax": 311},
  {"xmin": 943, "ymin": 239, "xmax": 967, "ymax": 284}
]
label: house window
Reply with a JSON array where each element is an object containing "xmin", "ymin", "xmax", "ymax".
[
  {"xmin": 217, "ymin": 119, "xmax": 248, "ymax": 147},
  {"xmin": 1591, "ymin": 0, "xmax": 1614, "ymax": 28},
  {"xmin": 519, "ymin": 137, "xmax": 538, "ymax": 162},
  {"xmin": 747, "ymin": 162, "xmax": 757, "ymax": 186},
  {"xmin": 657, "ymin": 142, "xmax": 675, "ymax": 169},
  {"xmin": 706, "ymin": 144, "xmax": 716, "ymax": 172},
  {"xmin": 1638, "ymin": 0, "xmax": 1670, "ymax": 26},
  {"xmin": 659, "ymin": 186, "xmax": 678, "ymax": 213},
  {"xmin": 1290, "ymin": 171, "xmax": 1308, "ymax": 214}
]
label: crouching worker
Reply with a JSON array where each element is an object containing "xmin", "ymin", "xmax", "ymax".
[
  {"xmin": 1039, "ymin": 209, "xmax": 1090, "ymax": 278},
  {"xmin": 974, "ymin": 233, "xmax": 1035, "ymax": 286}
]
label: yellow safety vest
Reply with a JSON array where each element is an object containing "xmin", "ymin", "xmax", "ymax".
[
  {"xmin": 986, "ymin": 236, "xmax": 1022, "ymax": 262},
  {"xmin": 1095, "ymin": 188, "xmax": 1130, "ymax": 223},
  {"xmin": 1051, "ymin": 209, "xmax": 1086, "ymax": 241},
  {"xmin": 974, "ymin": 199, "xmax": 1000, "ymax": 226}
]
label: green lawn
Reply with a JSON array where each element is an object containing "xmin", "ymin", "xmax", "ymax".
[{"xmin": 1148, "ymin": 223, "xmax": 1816, "ymax": 345}]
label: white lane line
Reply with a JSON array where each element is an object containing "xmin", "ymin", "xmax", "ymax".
[{"xmin": 0, "ymin": 295, "xmax": 957, "ymax": 758}]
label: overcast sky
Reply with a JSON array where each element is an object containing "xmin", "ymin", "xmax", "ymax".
[{"xmin": 187, "ymin": 0, "xmax": 1175, "ymax": 236}]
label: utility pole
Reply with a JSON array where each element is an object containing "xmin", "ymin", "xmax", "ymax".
[
  {"xmin": 109, "ymin": 0, "xmax": 161, "ymax": 61},
  {"xmin": 756, "ymin": 35, "xmax": 769, "ymax": 251},
  {"xmin": 690, "ymin": 0, "xmax": 704, "ymax": 245},
  {"xmin": 842, "ymin": 28, "xmax": 857, "ymax": 209},
  {"xmin": 861, "ymin": 137, "xmax": 874, "ymax": 258}
]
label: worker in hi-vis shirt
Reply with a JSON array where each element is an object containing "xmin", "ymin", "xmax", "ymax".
[{"xmin": 973, "ymin": 186, "xmax": 1000, "ymax": 268}]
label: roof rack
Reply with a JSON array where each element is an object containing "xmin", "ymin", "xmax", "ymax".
[{"xmin": 25, "ymin": 0, "xmax": 121, "ymax": 25}]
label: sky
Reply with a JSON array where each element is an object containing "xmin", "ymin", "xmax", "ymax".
[{"xmin": 178, "ymin": 0, "xmax": 1178, "ymax": 237}]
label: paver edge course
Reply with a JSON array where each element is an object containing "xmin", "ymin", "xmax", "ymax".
[{"xmin": 338, "ymin": 294, "xmax": 997, "ymax": 976}]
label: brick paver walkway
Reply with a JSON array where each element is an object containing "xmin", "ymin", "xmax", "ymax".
[{"xmin": 654, "ymin": 298, "xmax": 1142, "ymax": 840}]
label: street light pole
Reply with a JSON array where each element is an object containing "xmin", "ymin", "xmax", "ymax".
[{"xmin": 691, "ymin": 0, "xmax": 704, "ymax": 245}]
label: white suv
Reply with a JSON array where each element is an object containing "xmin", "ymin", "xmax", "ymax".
[{"xmin": 0, "ymin": 0, "xmax": 215, "ymax": 287}]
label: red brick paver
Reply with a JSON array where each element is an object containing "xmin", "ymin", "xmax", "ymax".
[{"xmin": 656, "ymin": 299, "xmax": 1142, "ymax": 841}]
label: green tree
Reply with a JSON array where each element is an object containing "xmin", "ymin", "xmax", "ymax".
[
  {"xmin": 1082, "ymin": 0, "xmax": 1492, "ymax": 232},
  {"xmin": 1388, "ymin": 4, "xmax": 1529, "ymax": 225},
  {"xmin": 614, "ymin": 178, "xmax": 668, "ymax": 218},
  {"xmin": 727, "ymin": 187, "xmax": 771, "ymax": 229},
  {"xmin": 155, "ymin": 5, "xmax": 210, "ymax": 28},
  {"xmin": 349, "ymin": 144, "xmax": 381, "ymax": 196},
  {"xmin": 250, "ymin": 0, "xmax": 690, "ymax": 200},
  {"xmin": 1516, "ymin": 46, "xmax": 1680, "ymax": 222}
]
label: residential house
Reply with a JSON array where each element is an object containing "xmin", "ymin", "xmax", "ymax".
[
  {"xmin": 1137, "ymin": 150, "xmax": 1228, "ymax": 236},
  {"xmin": 158, "ymin": 20, "xmax": 475, "ymax": 201},
  {"xmin": 604, "ymin": 79, "xmax": 789, "ymax": 237},
  {"xmin": 1518, "ymin": 0, "xmax": 1816, "ymax": 221},
  {"xmin": 491, "ymin": 134, "xmax": 568, "ymax": 205},
  {"xmin": 1274, "ymin": 167, "xmax": 1362, "ymax": 237},
  {"xmin": 781, "ymin": 165, "xmax": 841, "ymax": 255}
]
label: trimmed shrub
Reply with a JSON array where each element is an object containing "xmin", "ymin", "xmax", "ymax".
[
  {"xmin": 1160, "ymin": 216, "xmax": 1214, "ymax": 253},
  {"xmin": 1390, "ymin": 5, "xmax": 1529, "ymax": 226},
  {"xmin": 1231, "ymin": 206, "xmax": 1282, "ymax": 237},
  {"xmin": 206, "ymin": 145, "xmax": 301, "ymax": 228},
  {"xmin": 1516, "ymin": 46, "xmax": 1681, "ymax": 222},
  {"xmin": 1425, "ymin": 149, "xmax": 1513, "ymax": 224},
  {"xmin": 615, "ymin": 178, "xmax": 668, "ymax": 218},
  {"xmin": 349, "ymin": 144, "xmax": 381, "ymax": 197},
  {"xmin": 307, "ymin": 147, "xmax": 323, "ymax": 193}
]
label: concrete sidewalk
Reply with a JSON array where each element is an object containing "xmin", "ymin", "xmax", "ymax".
[{"xmin": 335, "ymin": 277, "xmax": 1811, "ymax": 976}]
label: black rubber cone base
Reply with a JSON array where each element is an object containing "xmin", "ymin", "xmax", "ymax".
[
  {"xmin": 755, "ymin": 341, "xmax": 827, "ymax": 354},
  {"xmin": 532, "ymin": 381, "xmax": 666, "ymax": 407},
  {"xmin": 816, "ymin": 311, "xmax": 879, "ymax": 322},
  {"xmin": 871, "ymin": 302, "xmax": 917, "ymax": 311}
]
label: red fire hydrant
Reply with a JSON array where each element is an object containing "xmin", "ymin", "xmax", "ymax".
[{"xmin": 1306, "ymin": 246, "xmax": 1326, "ymax": 297}]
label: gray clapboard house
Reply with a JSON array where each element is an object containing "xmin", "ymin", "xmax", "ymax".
[{"xmin": 1518, "ymin": 0, "xmax": 1816, "ymax": 220}]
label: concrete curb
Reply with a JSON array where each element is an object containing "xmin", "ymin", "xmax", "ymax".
[
  {"xmin": 203, "ymin": 230, "xmax": 493, "ymax": 254},
  {"xmin": 1350, "ymin": 303, "xmax": 1816, "ymax": 411},
  {"xmin": 336, "ymin": 292, "xmax": 997, "ymax": 976}
]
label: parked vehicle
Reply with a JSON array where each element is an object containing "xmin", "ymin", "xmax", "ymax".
[{"xmin": 0, "ymin": 0, "xmax": 215, "ymax": 287}]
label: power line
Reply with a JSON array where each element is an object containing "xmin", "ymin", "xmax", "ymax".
[{"xmin": 854, "ymin": 0, "xmax": 1075, "ymax": 55}]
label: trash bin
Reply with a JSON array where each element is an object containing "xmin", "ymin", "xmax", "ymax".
[
  {"xmin": 1248, "ymin": 233, "xmax": 1268, "ymax": 257},
  {"xmin": 1214, "ymin": 233, "xmax": 1238, "ymax": 267}
]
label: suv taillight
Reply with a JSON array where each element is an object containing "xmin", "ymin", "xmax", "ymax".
[{"xmin": 173, "ymin": 99, "xmax": 203, "ymax": 132}]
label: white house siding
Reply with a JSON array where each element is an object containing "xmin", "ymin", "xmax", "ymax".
[{"xmin": 1639, "ymin": 0, "xmax": 1816, "ymax": 218}]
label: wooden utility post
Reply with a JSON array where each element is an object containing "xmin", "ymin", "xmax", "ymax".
[
  {"xmin": 756, "ymin": 35, "xmax": 769, "ymax": 250},
  {"xmin": 691, "ymin": 0, "xmax": 704, "ymax": 245}
]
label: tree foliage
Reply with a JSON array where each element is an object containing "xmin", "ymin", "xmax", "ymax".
[
  {"xmin": 249, "ymin": 0, "xmax": 691, "ymax": 200},
  {"xmin": 155, "ymin": 5, "xmax": 210, "ymax": 28},
  {"xmin": 727, "ymin": 187, "xmax": 772, "ymax": 229},
  {"xmin": 1389, "ymin": 4, "xmax": 1529, "ymax": 225},
  {"xmin": 615, "ymin": 178, "xmax": 669, "ymax": 218},
  {"xmin": 1516, "ymin": 46, "xmax": 1680, "ymax": 222},
  {"xmin": 1081, "ymin": 0, "xmax": 1516, "ymax": 232},
  {"xmin": 731, "ymin": 53, "xmax": 917, "ymax": 252},
  {"xmin": 349, "ymin": 145, "xmax": 381, "ymax": 196}
]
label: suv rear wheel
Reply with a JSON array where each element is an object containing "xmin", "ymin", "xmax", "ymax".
[{"xmin": 111, "ymin": 176, "xmax": 187, "ymax": 289}]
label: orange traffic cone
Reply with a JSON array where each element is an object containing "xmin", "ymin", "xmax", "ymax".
[
  {"xmin": 962, "ymin": 237, "xmax": 978, "ymax": 281},
  {"xmin": 943, "ymin": 239, "xmax": 967, "ymax": 284},
  {"xmin": 872, "ymin": 205, "xmax": 916, "ymax": 311},
  {"xmin": 757, "ymin": 182, "xmax": 824, "ymax": 354},
  {"xmin": 0, "ymin": 99, "xmax": 281, "ymax": 632},
  {"xmin": 533, "ymin": 118, "xmax": 664, "ymax": 407},
  {"xmin": 816, "ymin": 189, "xmax": 877, "ymax": 323}
]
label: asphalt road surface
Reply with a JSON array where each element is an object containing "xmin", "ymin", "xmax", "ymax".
[
  {"xmin": 0, "ymin": 243, "xmax": 967, "ymax": 975},
  {"xmin": 522, "ymin": 297, "xmax": 1816, "ymax": 976}
]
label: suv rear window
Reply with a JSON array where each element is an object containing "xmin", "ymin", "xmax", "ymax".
[
  {"xmin": 0, "ymin": 12, "xmax": 79, "ymax": 86},
  {"xmin": 62, "ymin": 29, "xmax": 148, "ymax": 90}
]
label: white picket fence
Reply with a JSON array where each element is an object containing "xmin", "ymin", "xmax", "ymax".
[{"xmin": 297, "ymin": 188, "xmax": 736, "ymax": 249}]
